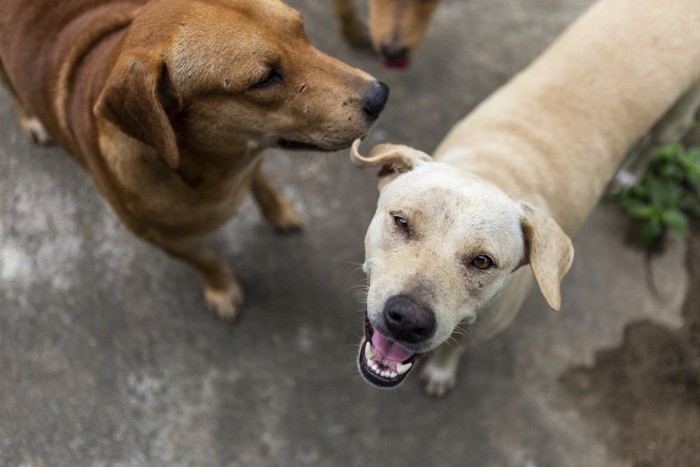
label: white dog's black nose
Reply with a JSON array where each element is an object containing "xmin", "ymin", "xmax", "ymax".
[
  {"xmin": 383, "ymin": 295, "xmax": 436, "ymax": 344},
  {"xmin": 362, "ymin": 81, "xmax": 389, "ymax": 121}
]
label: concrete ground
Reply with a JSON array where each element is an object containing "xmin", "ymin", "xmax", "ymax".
[{"xmin": 0, "ymin": 0, "xmax": 691, "ymax": 465}]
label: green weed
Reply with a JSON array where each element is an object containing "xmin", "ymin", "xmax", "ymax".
[{"xmin": 608, "ymin": 143, "xmax": 700, "ymax": 250}]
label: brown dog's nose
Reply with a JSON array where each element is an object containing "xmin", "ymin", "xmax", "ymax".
[
  {"xmin": 383, "ymin": 295, "xmax": 436, "ymax": 344},
  {"xmin": 362, "ymin": 81, "xmax": 389, "ymax": 121}
]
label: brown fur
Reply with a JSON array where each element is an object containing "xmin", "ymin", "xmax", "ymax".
[{"xmin": 0, "ymin": 0, "xmax": 388, "ymax": 319}]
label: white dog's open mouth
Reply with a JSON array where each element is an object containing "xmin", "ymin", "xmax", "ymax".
[{"xmin": 357, "ymin": 314, "xmax": 419, "ymax": 388}]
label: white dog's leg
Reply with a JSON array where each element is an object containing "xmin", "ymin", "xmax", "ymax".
[
  {"xmin": 420, "ymin": 329, "xmax": 468, "ymax": 397},
  {"xmin": 421, "ymin": 268, "xmax": 534, "ymax": 397}
]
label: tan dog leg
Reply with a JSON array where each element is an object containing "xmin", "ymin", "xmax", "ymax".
[
  {"xmin": 612, "ymin": 81, "xmax": 700, "ymax": 189},
  {"xmin": 421, "ymin": 268, "xmax": 535, "ymax": 397},
  {"xmin": 0, "ymin": 59, "xmax": 51, "ymax": 145},
  {"xmin": 333, "ymin": 0, "xmax": 369, "ymax": 47},
  {"xmin": 160, "ymin": 238, "xmax": 243, "ymax": 320},
  {"xmin": 420, "ymin": 329, "xmax": 468, "ymax": 397},
  {"xmin": 252, "ymin": 164, "xmax": 303, "ymax": 232}
]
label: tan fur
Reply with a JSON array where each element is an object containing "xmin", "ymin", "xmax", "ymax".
[
  {"xmin": 352, "ymin": 0, "xmax": 700, "ymax": 395},
  {"xmin": 0, "ymin": 0, "xmax": 387, "ymax": 319},
  {"xmin": 334, "ymin": 0, "xmax": 442, "ymax": 67},
  {"xmin": 333, "ymin": 0, "xmax": 368, "ymax": 47}
]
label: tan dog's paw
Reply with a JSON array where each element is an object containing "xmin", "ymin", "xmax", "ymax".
[
  {"xmin": 334, "ymin": 0, "xmax": 370, "ymax": 48},
  {"xmin": 420, "ymin": 354, "xmax": 460, "ymax": 397},
  {"xmin": 20, "ymin": 115, "xmax": 52, "ymax": 145},
  {"xmin": 204, "ymin": 282, "xmax": 244, "ymax": 321},
  {"xmin": 267, "ymin": 197, "xmax": 303, "ymax": 233},
  {"xmin": 342, "ymin": 21, "xmax": 370, "ymax": 48}
]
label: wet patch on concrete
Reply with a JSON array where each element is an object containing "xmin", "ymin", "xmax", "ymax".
[{"xmin": 562, "ymin": 224, "xmax": 700, "ymax": 466}]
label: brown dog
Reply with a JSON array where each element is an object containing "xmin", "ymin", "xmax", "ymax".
[
  {"xmin": 333, "ymin": 0, "xmax": 442, "ymax": 68},
  {"xmin": 0, "ymin": 0, "xmax": 388, "ymax": 319}
]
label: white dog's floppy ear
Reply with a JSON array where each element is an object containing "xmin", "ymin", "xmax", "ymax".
[
  {"xmin": 519, "ymin": 203, "xmax": 574, "ymax": 311},
  {"xmin": 350, "ymin": 139, "xmax": 432, "ymax": 189},
  {"xmin": 95, "ymin": 51, "xmax": 181, "ymax": 170}
]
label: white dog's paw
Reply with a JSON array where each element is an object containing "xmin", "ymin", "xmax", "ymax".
[
  {"xmin": 204, "ymin": 282, "xmax": 244, "ymax": 321},
  {"xmin": 420, "ymin": 354, "xmax": 460, "ymax": 397},
  {"xmin": 20, "ymin": 115, "xmax": 52, "ymax": 145}
]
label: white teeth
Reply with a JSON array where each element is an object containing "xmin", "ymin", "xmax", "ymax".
[
  {"xmin": 364, "ymin": 341, "xmax": 374, "ymax": 361},
  {"xmin": 396, "ymin": 362, "xmax": 413, "ymax": 375},
  {"xmin": 364, "ymin": 348, "xmax": 408, "ymax": 379}
]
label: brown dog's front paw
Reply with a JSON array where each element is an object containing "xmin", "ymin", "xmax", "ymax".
[{"xmin": 204, "ymin": 282, "xmax": 244, "ymax": 321}]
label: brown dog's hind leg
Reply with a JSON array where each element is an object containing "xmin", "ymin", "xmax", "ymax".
[
  {"xmin": 160, "ymin": 238, "xmax": 243, "ymax": 320},
  {"xmin": 333, "ymin": 0, "xmax": 369, "ymax": 48},
  {"xmin": 252, "ymin": 164, "xmax": 303, "ymax": 232},
  {"xmin": 0, "ymin": 59, "xmax": 52, "ymax": 145}
]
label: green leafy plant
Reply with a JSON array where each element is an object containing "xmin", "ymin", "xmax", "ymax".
[{"xmin": 608, "ymin": 142, "xmax": 700, "ymax": 250}]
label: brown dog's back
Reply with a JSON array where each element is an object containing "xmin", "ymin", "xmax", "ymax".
[{"xmin": 1, "ymin": 1, "xmax": 140, "ymax": 161}]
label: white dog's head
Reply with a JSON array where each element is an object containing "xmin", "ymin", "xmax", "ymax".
[{"xmin": 350, "ymin": 140, "xmax": 574, "ymax": 388}]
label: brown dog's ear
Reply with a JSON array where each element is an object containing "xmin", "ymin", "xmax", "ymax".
[
  {"xmin": 350, "ymin": 139, "xmax": 432, "ymax": 189},
  {"xmin": 519, "ymin": 203, "xmax": 574, "ymax": 311},
  {"xmin": 94, "ymin": 52, "xmax": 180, "ymax": 169}
]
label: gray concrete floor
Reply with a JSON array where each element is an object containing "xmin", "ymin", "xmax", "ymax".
[{"xmin": 0, "ymin": 0, "xmax": 690, "ymax": 465}]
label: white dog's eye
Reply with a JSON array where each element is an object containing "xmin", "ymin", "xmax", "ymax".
[
  {"xmin": 393, "ymin": 215, "xmax": 410, "ymax": 232},
  {"xmin": 471, "ymin": 255, "xmax": 494, "ymax": 270}
]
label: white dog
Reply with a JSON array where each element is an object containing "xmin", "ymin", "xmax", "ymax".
[{"xmin": 351, "ymin": 0, "xmax": 700, "ymax": 396}]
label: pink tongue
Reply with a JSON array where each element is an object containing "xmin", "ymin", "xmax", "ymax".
[
  {"xmin": 381, "ymin": 56, "xmax": 411, "ymax": 69},
  {"xmin": 371, "ymin": 332, "xmax": 414, "ymax": 362}
]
